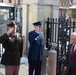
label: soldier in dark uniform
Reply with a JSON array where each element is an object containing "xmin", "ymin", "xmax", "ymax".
[
  {"xmin": 28, "ymin": 21, "xmax": 44, "ymax": 75},
  {"xmin": 0, "ymin": 21, "xmax": 23, "ymax": 75}
]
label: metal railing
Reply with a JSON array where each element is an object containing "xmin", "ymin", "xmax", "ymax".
[{"xmin": 46, "ymin": 18, "xmax": 76, "ymax": 75}]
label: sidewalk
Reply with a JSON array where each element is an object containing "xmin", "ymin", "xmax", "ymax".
[
  {"xmin": 0, "ymin": 64, "xmax": 28, "ymax": 75},
  {"xmin": 0, "ymin": 55, "xmax": 47, "ymax": 75},
  {"xmin": 0, "ymin": 56, "xmax": 28, "ymax": 75}
]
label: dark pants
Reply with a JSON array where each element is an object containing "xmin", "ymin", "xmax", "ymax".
[
  {"xmin": 68, "ymin": 69, "xmax": 72, "ymax": 75},
  {"xmin": 66, "ymin": 67, "xmax": 76, "ymax": 75},
  {"xmin": 28, "ymin": 60, "xmax": 42, "ymax": 75},
  {"xmin": 5, "ymin": 66, "xmax": 19, "ymax": 75}
]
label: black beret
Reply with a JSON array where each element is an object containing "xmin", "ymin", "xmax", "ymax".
[
  {"xmin": 7, "ymin": 21, "xmax": 17, "ymax": 27},
  {"xmin": 33, "ymin": 21, "xmax": 42, "ymax": 26}
]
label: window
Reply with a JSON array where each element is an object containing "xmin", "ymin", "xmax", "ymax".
[
  {"xmin": 9, "ymin": 0, "xmax": 11, "ymax": 3},
  {"xmin": 0, "ymin": 0, "xmax": 3, "ymax": 2},
  {"xmin": 71, "ymin": 9, "xmax": 76, "ymax": 19},
  {"xmin": 70, "ymin": 0, "xmax": 73, "ymax": 4},
  {"xmin": 69, "ymin": 0, "xmax": 73, "ymax": 5}
]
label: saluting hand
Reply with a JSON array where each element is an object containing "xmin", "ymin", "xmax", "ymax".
[{"xmin": 7, "ymin": 28, "xmax": 14, "ymax": 35}]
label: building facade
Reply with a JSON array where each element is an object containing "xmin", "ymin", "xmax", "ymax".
[
  {"xmin": 59, "ymin": 0, "xmax": 73, "ymax": 19},
  {"xmin": 0, "ymin": 0, "xmax": 23, "ymax": 22},
  {"xmin": 69, "ymin": 0, "xmax": 76, "ymax": 19},
  {"xmin": 1, "ymin": 0, "xmax": 23, "ymax": 6}
]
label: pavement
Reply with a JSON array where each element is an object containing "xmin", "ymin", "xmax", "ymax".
[
  {"xmin": 0, "ymin": 64, "xmax": 28, "ymax": 75},
  {"xmin": 0, "ymin": 55, "xmax": 47, "ymax": 75},
  {"xmin": 0, "ymin": 56, "xmax": 28, "ymax": 75}
]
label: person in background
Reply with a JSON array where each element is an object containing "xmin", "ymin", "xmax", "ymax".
[
  {"xmin": 64, "ymin": 32, "xmax": 76, "ymax": 75},
  {"xmin": 28, "ymin": 21, "xmax": 44, "ymax": 75},
  {"xmin": 0, "ymin": 21, "xmax": 23, "ymax": 75}
]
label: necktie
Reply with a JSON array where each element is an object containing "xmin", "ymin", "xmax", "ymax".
[{"xmin": 70, "ymin": 45, "xmax": 74, "ymax": 56}]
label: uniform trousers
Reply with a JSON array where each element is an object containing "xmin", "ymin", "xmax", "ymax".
[
  {"xmin": 28, "ymin": 60, "xmax": 42, "ymax": 75},
  {"xmin": 5, "ymin": 66, "xmax": 19, "ymax": 75}
]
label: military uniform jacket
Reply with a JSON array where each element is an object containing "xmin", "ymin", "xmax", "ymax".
[
  {"xmin": 28, "ymin": 30, "xmax": 44, "ymax": 61},
  {"xmin": 0, "ymin": 33, "xmax": 23, "ymax": 66}
]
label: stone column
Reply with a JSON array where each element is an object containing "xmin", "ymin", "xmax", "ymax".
[
  {"xmin": 48, "ymin": 50, "xmax": 57, "ymax": 75},
  {"xmin": 28, "ymin": 4, "xmax": 45, "ymax": 32},
  {"xmin": 22, "ymin": 4, "xmax": 28, "ymax": 54}
]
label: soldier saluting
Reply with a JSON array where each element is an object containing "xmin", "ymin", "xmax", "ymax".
[
  {"xmin": 0, "ymin": 21, "xmax": 23, "ymax": 75},
  {"xmin": 28, "ymin": 21, "xmax": 44, "ymax": 75}
]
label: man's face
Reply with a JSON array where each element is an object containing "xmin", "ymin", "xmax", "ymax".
[
  {"xmin": 34, "ymin": 25, "xmax": 42, "ymax": 32},
  {"xmin": 7, "ymin": 26, "xmax": 16, "ymax": 34},
  {"xmin": 7, "ymin": 26, "xmax": 12, "ymax": 30},
  {"xmin": 70, "ymin": 35, "xmax": 76, "ymax": 44}
]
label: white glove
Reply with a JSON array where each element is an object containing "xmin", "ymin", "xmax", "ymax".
[
  {"xmin": 35, "ymin": 36, "xmax": 39, "ymax": 40},
  {"xmin": 7, "ymin": 28, "xmax": 14, "ymax": 35}
]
